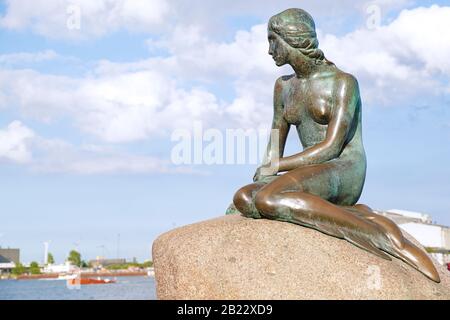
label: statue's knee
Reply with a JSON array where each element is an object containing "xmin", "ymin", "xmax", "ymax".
[
  {"xmin": 256, "ymin": 190, "xmax": 313, "ymax": 219},
  {"xmin": 233, "ymin": 186, "xmax": 254, "ymax": 213},
  {"xmin": 254, "ymin": 190, "xmax": 278, "ymax": 219}
]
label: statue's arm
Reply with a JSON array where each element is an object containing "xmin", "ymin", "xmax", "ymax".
[
  {"xmin": 254, "ymin": 77, "xmax": 289, "ymax": 180},
  {"xmin": 278, "ymin": 74, "xmax": 359, "ymax": 172},
  {"xmin": 266, "ymin": 76, "xmax": 290, "ymax": 161}
]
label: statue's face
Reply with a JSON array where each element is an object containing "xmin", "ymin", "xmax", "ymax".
[{"xmin": 268, "ymin": 31, "xmax": 289, "ymax": 67}]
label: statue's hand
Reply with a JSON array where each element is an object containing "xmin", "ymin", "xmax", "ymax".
[
  {"xmin": 253, "ymin": 162, "xmax": 278, "ymax": 182},
  {"xmin": 253, "ymin": 167, "xmax": 262, "ymax": 182}
]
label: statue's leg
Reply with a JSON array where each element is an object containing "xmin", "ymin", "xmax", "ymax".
[
  {"xmin": 232, "ymin": 175, "xmax": 279, "ymax": 218},
  {"xmin": 345, "ymin": 204, "xmax": 440, "ymax": 282},
  {"xmin": 233, "ymin": 182, "xmax": 266, "ymax": 218},
  {"xmin": 252, "ymin": 164, "xmax": 440, "ymax": 282},
  {"xmin": 253, "ymin": 164, "xmax": 393, "ymax": 260}
]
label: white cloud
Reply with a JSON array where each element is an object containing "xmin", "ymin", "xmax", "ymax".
[
  {"xmin": 30, "ymin": 138, "xmax": 197, "ymax": 175},
  {"xmin": 0, "ymin": 0, "xmax": 170, "ymax": 39},
  {"xmin": 0, "ymin": 21, "xmax": 279, "ymax": 141},
  {"xmin": 0, "ymin": 23, "xmax": 279, "ymax": 142},
  {"xmin": 162, "ymin": 0, "xmax": 414, "ymax": 37},
  {"xmin": 148, "ymin": 5, "xmax": 450, "ymax": 119},
  {"xmin": 145, "ymin": 23, "xmax": 290, "ymax": 128},
  {"xmin": 0, "ymin": 0, "xmax": 415, "ymax": 40},
  {"xmin": 157, "ymin": 24, "xmax": 275, "ymax": 79},
  {"xmin": 0, "ymin": 69, "xmax": 78, "ymax": 122},
  {"xmin": 0, "ymin": 50, "xmax": 59, "ymax": 65},
  {"xmin": 0, "ymin": 68, "xmax": 223, "ymax": 142},
  {"xmin": 0, "ymin": 121, "xmax": 35, "ymax": 163},
  {"xmin": 388, "ymin": 5, "xmax": 450, "ymax": 73},
  {"xmin": 1, "ymin": 5, "xmax": 450, "ymax": 147},
  {"xmin": 0, "ymin": 121, "xmax": 200, "ymax": 174},
  {"xmin": 319, "ymin": 5, "xmax": 450, "ymax": 105}
]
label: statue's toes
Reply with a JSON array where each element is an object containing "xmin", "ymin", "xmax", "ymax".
[
  {"xmin": 227, "ymin": 202, "xmax": 262, "ymax": 219},
  {"xmin": 225, "ymin": 203, "xmax": 240, "ymax": 215},
  {"xmin": 391, "ymin": 238, "xmax": 440, "ymax": 283}
]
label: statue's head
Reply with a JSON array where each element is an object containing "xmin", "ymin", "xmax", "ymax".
[{"xmin": 268, "ymin": 8, "xmax": 330, "ymax": 67}]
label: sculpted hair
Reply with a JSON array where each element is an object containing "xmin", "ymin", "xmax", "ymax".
[{"xmin": 268, "ymin": 8, "xmax": 334, "ymax": 65}]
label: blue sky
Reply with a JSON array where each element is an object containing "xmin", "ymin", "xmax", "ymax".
[{"xmin": 0, "ymin": 0, "xmax": 449, "ymax": 263}]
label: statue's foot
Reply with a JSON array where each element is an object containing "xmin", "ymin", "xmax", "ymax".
[
  {"xmin": 388, "ymin": 237, "xmax": 440, "ymax": 283},
  {"xmin": 225, "ymin": 203, "xmax": 240, "ymax": 215},
  {"xmin": 349, "ymin": 204, "xmax": 440, "ymax": 283}
]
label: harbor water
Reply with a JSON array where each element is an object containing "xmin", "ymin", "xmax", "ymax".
[{"xmin": 0, "ymin": 276, "xmax": 156, "ymax": 300}]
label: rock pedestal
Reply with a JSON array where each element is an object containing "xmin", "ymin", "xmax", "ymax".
[{"xmin": 152, "ymin": 215, "xmax": 450, "ymax": 299}]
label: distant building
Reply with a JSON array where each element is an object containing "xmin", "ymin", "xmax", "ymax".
[
  {"xmin": 0, "ymin": 248, "xmax": 20, "ymax": 264},
  {"xmin": 0, "ymin": 262, "xmax": 15, "ymax": 274},
  {"xmin": 43, "ymin": 261, "xmax": 77, "ymax": 274},
  {"xmin": 89, "ymin": 258, "xmax": 127, "ymax": 268},
  {"xmin": 0, "ymin": 248, "xmax": 20, "ymax": 274},
  {"xmin": 376, "ymin": 209, "xmax": 450, "ymax": 265}
]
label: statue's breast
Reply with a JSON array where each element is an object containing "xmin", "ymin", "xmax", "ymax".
[
  {"xmin": 307, "ymin": 96, "xmax": 332, "ymax": 125},
  {"xmin": 282, "ymin": 78, "xmax": 333, "ymax": 126}
]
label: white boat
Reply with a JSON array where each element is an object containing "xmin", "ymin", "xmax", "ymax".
[
  {"xmin": 38, "ymin": 273, "xmax": 79, "ymax": 281},
  {"xmin": 58, "ymin": 274, "xmax": 79, "ymax": 280}
]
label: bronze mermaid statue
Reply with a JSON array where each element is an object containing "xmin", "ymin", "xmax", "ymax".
[{"xmin": 230, "ymin": 8, "xmax": 440, "ymax": 282}]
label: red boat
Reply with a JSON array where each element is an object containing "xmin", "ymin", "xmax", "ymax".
[{"xmin": 68, "ymin": 277, "xmax": 116, "ymax": 285}]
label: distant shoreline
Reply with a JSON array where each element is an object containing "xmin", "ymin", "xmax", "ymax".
[{"xmin": 2, "ymin": 271, "xmax": 149, "ymax": 280}]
